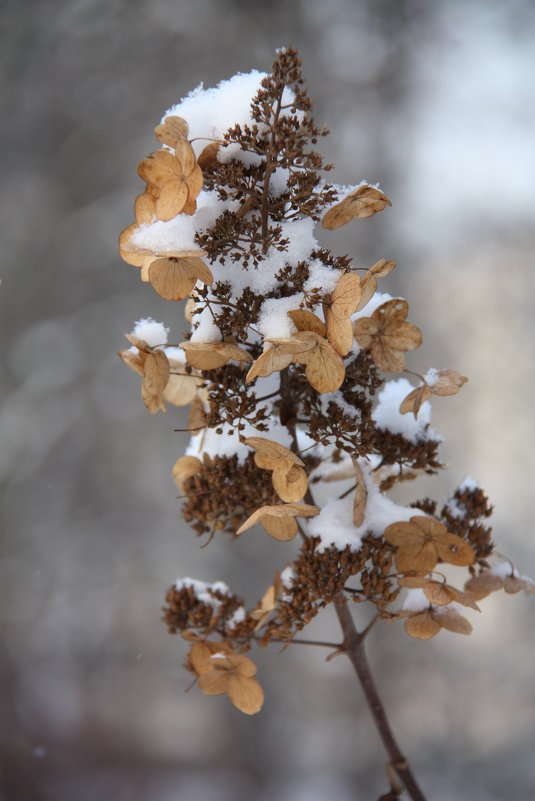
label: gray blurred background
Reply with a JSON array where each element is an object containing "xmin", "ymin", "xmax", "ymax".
[{"xmin": 1, "ymin": 1, "xmax": 535, "ymax": 799}]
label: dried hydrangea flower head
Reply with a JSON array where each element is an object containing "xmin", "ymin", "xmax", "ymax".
[{"xmin": 118, "ymin": 47, "xmax": 533, "ymax": 801}]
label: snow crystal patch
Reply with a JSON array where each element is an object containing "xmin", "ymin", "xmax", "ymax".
[
  {"xmin": 131, "ymin": 191, "xmax": 235, "ymax": 255},
  {"xmin": 459, "ymin": 475, "xmax": 479, "ymax": 492},
  {"xmin": 164, "ymin": 71, "xmax": 267, "ymax": 158},
  {"xmin": 351, "ymin": 290, "xmax": 395, "ymax": 322},
  {"xmin": 304, "ymin": 258, "xmax": 340, "ymax": 296},
  {"xmin": 444, "ymin": 497, "xmax": 463, "ymax": 520},
  {"xmin": 186, "ymin": 418, "xmax": 293, "ymax": 463},
  {"xmin": 227, "ymin": 606, "xmax": 246, "ymax": 629},
  {"xmin": 424, "ymin": 367, "xmax": 440, "ymax": 387},
  {"xmin": 132, "ymin": 318, "xmax": 169, "ymax": 347},
  {"xmin": 258, "ymin": 294, "xmax": 305, "ymax": 339},
  {"xmin": 280, "ymin": 566, "xmax": 294, "ymax": 587},
  {"xmin": 163, "ymin": 71, "xmax": 300, "ymax": 163},
  {"xmin": 175, "ymin": 577, "xmax": 230, "ymax": 607},
  {"xmin": 490, "ymin": 561, "xmax": 513, "ymax": 580},
  {"xmin": 307, "ymin": 459, "xmax": 416, "ymax": 552},
  {"xmin": 372, "ymin": 378, "xmax": 436, "ymax": 443},
  {"xmin": 190, "ymin": 306, "xmax": 222, "ymax": 343},
  {"xmin": 402, "ymin": 588, "xmax": 430, "ymax": 612}
]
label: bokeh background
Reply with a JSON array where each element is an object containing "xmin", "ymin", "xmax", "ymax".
[{"xmin": 2, "ymin": 1, "xmax": 535, "ymax": 799}]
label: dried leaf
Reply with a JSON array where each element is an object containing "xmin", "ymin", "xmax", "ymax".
[
  {"xmin": 173, "ymin": 455, "xmax": 202, "ymax": 491},
  {"xmin": 322, "ymin": 185, "xmax": 391, "ymax": 230},
  {"xmin": 288, "ymin": 309, "xmax": 326, "ymax": 336},
  {"xmin": 352, "ymin": 460, "xmax": 367, "ymax": 527},
  {"xmin": 324, "ymin": 272, "xmax": 362, "ymax": 355},
  {"xmin": 141, "ymin": 350, "xmax": 170, "ymax": 414},
  {"xmin": 154, "ymin": 115, "xmax": 189, "ymax": 146},
  {"xmin": 164, "ymin": 370, "xmax": 199, "ymax": 407}
]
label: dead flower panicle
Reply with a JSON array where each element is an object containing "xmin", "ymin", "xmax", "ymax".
[{"xmin": 117, "ymin": 51, "xmax": 529, "ymax": 801}]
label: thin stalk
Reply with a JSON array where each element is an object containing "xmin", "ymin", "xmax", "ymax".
[{"xmin": 334, "ymin": 599, "xmax": 427, "ymax": 801}]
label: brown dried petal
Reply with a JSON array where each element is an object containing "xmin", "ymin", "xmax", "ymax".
[
  {"xmin": 405, "ymin": 612, "xmax": 441, "ymax": 640},
  {"xmin": 186, "ymin": 163, "xmax": 204, "ymax": 200},
  {"xmin": 164, "ymin": 373, "xmax": 198, "ymax": 407},
  {"xmin": 369, "ymin": 258, "xmax": 396, "ymax": 278},
  {"xmin": 179, "ymin": 342, "xmax": 250, "ymax": 371},
  {"xmin": 197, "ymin": 142, "xmax": 220, "ymax": 170},
  {"xmin": 226, "ymin": 674, "xmax": 264, "ymax": 715},
  {"xmin": 149, "ymin": 258, "xmax": 197, "ymax": 300},
  {"xmin": 370, "ymin": 338, "xmax": 406, "ymax": 372},
  {"xmin": 118, "ymin": 348, "xmax": 144, "ymax": 376},
  {"xmin": 356, "ymin": 272, "xmax": 377, "ymax": 312},
  {"xmin": 395, "ymin": 539, "xmax": 438, "ymax": 573},
  {"xmin": 382, "ymin": 321, "xmax": 422, "ymax": 352},
  {"xmin": 288, "ymin": 309, "xmax": 326, "ymax": 336},
  {"xmin": 246, "ymin": 345, "xmax": 294, "ymax": 381},
  {"xmin": 430, "ymin": 370, "xmax": 468, "ymax": 397},
  {"xmin": 244, "ymin": 438, "xmax": 304, "ymax": 470},
  {"xmin": 119, "ymin": 223, "xmax": 145, "ymax": 267},
  {"xmin": 322, "ymin": 185, "xmax": 392, "ymax": 230},
  {"xmin": 261, "ymin": 515, "xmax": 299, "ymax": 541},
  {"xmin": 302, "ymin": 338, "xmax": 345, "ymax": 393},
  {"xmin": 154, "ymin": 115, "xmax": 189, "ymax": 146},
  {"xmin": 141, "ymin": 350, "xmax": 170, "ymax": 414},
  {"xmin": 134, "ymin": 192, "xmax": 157, "ymax": 224},
  {"xmin": 175, "ymin": 139, "xmax": 196, "ymax": 176},
  {"xmin": 399, "ymin": 385, "xmax": 432, "ymax": 418},
  {"xmin": 236, "ymin": 503, "xmax": 319, "ymax": 537},
  {"xmin": 272, "ymin": 462, "xmax": 308, "ymax": 503},
  {"xmin": 435, "ymin": 608, "xmax": 472, "ymax": 635},
  {"xmin": 433, "ymin": 534, "xmax": 475, "ymax": 567},
  {"xmin": 138, "ymin": 150, "xmax": 183, "ymax": 188},
  {"xmin": 324, "ymin": 273, "xmax": 362, "ymax": 355},
  {"xmin": 156, "ymin": 179, "xmax": 189, "ymax": 221},
  {"xmin": 173, "ymin": 455, "xmax": 202, "ymax": 491}
]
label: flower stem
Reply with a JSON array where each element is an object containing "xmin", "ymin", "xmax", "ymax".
[{"xmin": 334, "ymin": 599, "xmax": 427, "ymax": 801}]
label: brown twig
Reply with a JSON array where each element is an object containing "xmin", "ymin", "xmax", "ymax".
[{"xmin": 334, "ymin": 599, "xmax": 427, "ymax": 801}]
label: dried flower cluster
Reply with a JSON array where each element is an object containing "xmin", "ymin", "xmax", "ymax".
[{"xmin": 118, "ymin": 47, "xmax": 532, "ymax": 761}]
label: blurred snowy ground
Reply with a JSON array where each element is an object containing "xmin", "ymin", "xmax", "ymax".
[{"xmin": 1, "ymin": 0, "xmax": 535, "ymax": 799}]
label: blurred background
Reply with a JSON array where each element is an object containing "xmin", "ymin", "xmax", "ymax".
[{"xmin": 1, "ymin": 0, "xmax": 535, "ymax": 799}]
